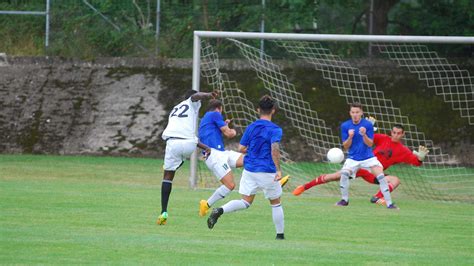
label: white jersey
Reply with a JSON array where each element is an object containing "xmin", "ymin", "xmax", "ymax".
[{"xmin": 162, "ymin": 97, "xmax": 201, "ymax": 142}]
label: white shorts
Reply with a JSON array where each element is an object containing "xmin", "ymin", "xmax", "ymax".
[
  {"xmin": 238, "ymin": 169, "xmax": 282, "ymax": 200},
  {"xmin": 342, "ymin": 157, "xmax": 383, "ymax": 176},
  {"xmin": 163, "ymin": 139, "xmax": 197, "ymax": 171},
  {"xmin": 205, "ymin": 149, "xmax": 243, "ymax": 180}
]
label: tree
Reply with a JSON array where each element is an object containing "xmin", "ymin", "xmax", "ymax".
[
  {"xmin": 368, "ymin": 0, "xmax": 400, "ymax": 35},
  {"xmin": 322, "ymin": 0, "xmax": 400, "ymax": 35},
  {"xmin": 389, "ymin": 0, "xmax": 474, "ymax": 36}
]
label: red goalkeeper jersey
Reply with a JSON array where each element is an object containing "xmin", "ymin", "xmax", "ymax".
[{"xmin": 373, "ymin": 134, "xmax": 422, "ymax": 169}]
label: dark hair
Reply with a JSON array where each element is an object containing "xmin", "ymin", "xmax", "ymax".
[
  {"xmin": 258, "ymin": 95, "xmax": 276, "ymax": 115},
  {"xmin": 393, "ymin": 124, "xmax": 405, "ymax": 132},
  {"xmin": 184, "ymin": 89, "xmax": 198, "ymax": 100},
  {"xmin": 207, "ymin": 99, "xmax": 223, "ymax": 112},
  {"xmin": 349, "ymin": 102, "xmax": 363, "ymax": 110}
]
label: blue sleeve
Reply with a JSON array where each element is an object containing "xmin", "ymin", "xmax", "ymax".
[
  {"xmin": 240, "ymin": 125, "xmax": 251, "ymax": 146},
  {"xmin": 212, "ymin": 112, "xmax": 226, "ymax": 128},
  {"xmin": 341, "ymin": 123, "xmax": 348, "ymax": 142},
  {"xmin": 271, "ymin": 127, "xmax": 283, "ymax": 143},
  {"xmin": 270, "ymin": 128, "xmax": 283, "ymax": 143}
]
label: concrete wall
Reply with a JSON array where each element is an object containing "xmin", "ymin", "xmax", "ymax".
[
  {"xmin": 0, "ymin": 56, "xmax": 472, "ymax": 165},
  {"xmin": 0, "ymin": 58, "xmax": 171, "ymax": 157}
]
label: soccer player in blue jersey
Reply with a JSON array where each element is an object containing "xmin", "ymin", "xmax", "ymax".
[
  {"xmin": 198, "ymin": 99, "xmax": 244, "ymax": 217},
  {"xmin": 337, "ymin": 102, "xmax": 398, "ymax": 209},
  {"xmin": 207, "ymin": 95, "xmax": 286, "ymax": 240}
]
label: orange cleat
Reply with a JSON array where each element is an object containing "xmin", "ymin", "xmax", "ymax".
[
  {"xmin": 376, "ymin": 198, "xmax": 386, "ymax": 206},
  {"xmin": 292, "ymin": 185, "xmax": 305, "ymax": 196}
]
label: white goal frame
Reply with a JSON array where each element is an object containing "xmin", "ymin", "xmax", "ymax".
[{"xmin": 189, "ymin": 31, "xmax": 474, "ymax": 188}]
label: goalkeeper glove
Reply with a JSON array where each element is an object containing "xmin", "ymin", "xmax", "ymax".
[
  {"xmin": 365, "ymin": 116, "xmax": 377, "ymax": 131},
  {"xmin": 413, "ymin": 145, "xmax": 429, "ymax": 161},
  {"xmin": 365, "ymin": 116, "xmax": 376, "ymax": 125}
]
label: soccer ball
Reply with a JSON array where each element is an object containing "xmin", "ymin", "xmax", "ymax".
[{"xmin": 327, "ymin": 148, "xmax": 344, "ymax": 163}]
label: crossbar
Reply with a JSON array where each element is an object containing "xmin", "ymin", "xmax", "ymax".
[{"xmin": 195, "ymin": 31, "xmax": 474, "ymax": 44}]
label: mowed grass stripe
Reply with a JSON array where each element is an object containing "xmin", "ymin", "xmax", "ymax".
[{"xmin": 0, "ymin": 154, "xmax": 473, "ymax": 264}]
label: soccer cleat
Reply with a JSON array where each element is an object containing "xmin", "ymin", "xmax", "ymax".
[
  {"xmin": 376, "ymin": 198, "xmax": 386, "ymax": 206},
  {"xmin": 156, "ymin": 212, "xmax": 168, "ymax": 225},
  {"xmin": 279, "ymin": 175, "xmax": 290, "ymax": 187},
  {"xmin": 335, "ymin": 199, "xmax": 349, "ymax": 206},
  {"xmin": 376, "ymin": 198, "xmax": 386, "ymax": 205},
  {"xmin": 276, "ymin": 233, "xmax": 285, "ymax": 240},
  {"xmin": 387, "ymin": 204, "xmax": 399, "ymax": 210},
  {"xmin": 292, "ymin": 185, "xmax": 305, "ymax": 196},
  {"xmin": 207, "ymin": 208, "xmax": 222, "ymax": 229},
  {"xmin": 199, "ymin": 199, "xmax": 210, "ymax": 217},
  {"xmin": 370, "ymin": 196, "xmax": 386, "ymax": 206},
  {"xmin": 370, "ymin": 196, "xmax": 379, "ymax": 203}
]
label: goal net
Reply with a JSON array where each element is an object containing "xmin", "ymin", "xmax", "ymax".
[{"xmin": 192, "ymin": 31, "xmax": 474, "ymax": 202}]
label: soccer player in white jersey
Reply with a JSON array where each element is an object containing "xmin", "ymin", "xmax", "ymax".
[
  {"xmin": 157, "ymin": 89, "xmax": 217, "ymax": 225},
  {"xmin": 336, "ymin": 102, "xmax": 397, "ymax": 209},
  {"xmin": 207, "ymin": 95, "xmax": 286, "ymax": 240}
]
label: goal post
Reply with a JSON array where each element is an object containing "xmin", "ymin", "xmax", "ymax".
[{"xmin": 190, "ymin": 31, "xmax": 474, "ymax": 202}]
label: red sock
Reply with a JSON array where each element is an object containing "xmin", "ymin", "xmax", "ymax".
[
  {"xmin": 375, "ymin": 183, "xmax": 394, "ymax": 198},
  {"xmin": 304, "ymin": 175, "xmax": 326, "ymax": 190}
]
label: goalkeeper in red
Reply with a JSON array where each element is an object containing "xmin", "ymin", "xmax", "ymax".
[{"xmin": 293, "ymin": 122, "xmax": 429, "ymax": 205}]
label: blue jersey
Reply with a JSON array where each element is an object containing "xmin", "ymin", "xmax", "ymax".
[
  {"xmin": 341, "ymin": 118, "xmax": 375, "ymax": 161},
  {"xmin": 240, "ymin": 119, "xmax": 282, "ymax": 173},
  {"xmin": 199, "ymin": 111, "xmax": 226, "ymax": 151}
]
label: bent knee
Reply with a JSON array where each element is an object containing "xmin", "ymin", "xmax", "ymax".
[
  {"xmin": 226, "ymin": 182, "xmax": 236, "ymax": 190},
  {"xmin": 341, "ymin": 169, "xmax": 351, "ymax": 177},
  {"xmin": 392, "ymin": 177, "xmax": 401, "ymax": 186},
  {"xmin": 241, "ymin": 199, "xmax": 252, "ymax": 208}
]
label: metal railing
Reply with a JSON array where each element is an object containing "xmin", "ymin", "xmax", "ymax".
[{"xmin": 0, "ymin": 0, "xmax": 50, "ymax": 47}]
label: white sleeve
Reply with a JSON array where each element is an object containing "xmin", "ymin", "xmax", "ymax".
[{"xmin": 188, "ymin": 97, "xmax": 201, "ymax": 112}]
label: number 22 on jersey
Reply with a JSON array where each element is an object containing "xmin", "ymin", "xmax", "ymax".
[{"xmin": 170, "ymin": 104, "xmax": 189, "ymax": 118}]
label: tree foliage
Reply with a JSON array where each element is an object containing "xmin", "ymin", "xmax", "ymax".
[
  {"xmin": 0, "ymin": 0, "xmax": 471, "ymax": 58},
  {"xmin": 390, "ymin": 0, "xmax": 474, "ymax": 36}
]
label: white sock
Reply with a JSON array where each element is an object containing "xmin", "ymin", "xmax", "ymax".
[
  {"xmin": 222, "ymin": 199, "xmax": 250, "ymax": 213},
  {"xmin": 207, "ymin": 185, "xmax": 231, "ymax": 206},
  {"xmin": 377, "ymin": 174, "xmax": 393, "ymax": 206},
  {"xmin": 340, "ymin": 170, "xmax": 350, "ymax": 201},
  {"xmin": 272, "ymin": 203, "xmax": 284, "ymax": 234}
]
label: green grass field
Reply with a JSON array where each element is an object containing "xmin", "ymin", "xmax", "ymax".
[{"xmin": 1, "ymin": 155, "xmax": 473, "ymax": 264}]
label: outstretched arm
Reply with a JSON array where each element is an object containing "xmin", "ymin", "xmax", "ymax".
[
  {"xmin": 197, "ymin": 141, "xmax": 209, "ymax": 150},
  {"xmin": 197, "ymin": 141, "xmax": 211, "ymax": 159},
  {"xmin": 411, "ymin": 145, "xmax": 429, "ymax": 166},
  {"xmin": 190, "ymin": 91, "xmax": 218, "ymax": 102}
]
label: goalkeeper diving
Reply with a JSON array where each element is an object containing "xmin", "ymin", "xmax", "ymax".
[{"xmin": 293, "ymin": 116, "xmax": 430, "ymax": 205}]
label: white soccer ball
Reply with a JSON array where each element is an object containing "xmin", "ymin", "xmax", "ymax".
[{"xmin": 327, "ymin": 148, "xmax": 344, "ymax": 163}]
